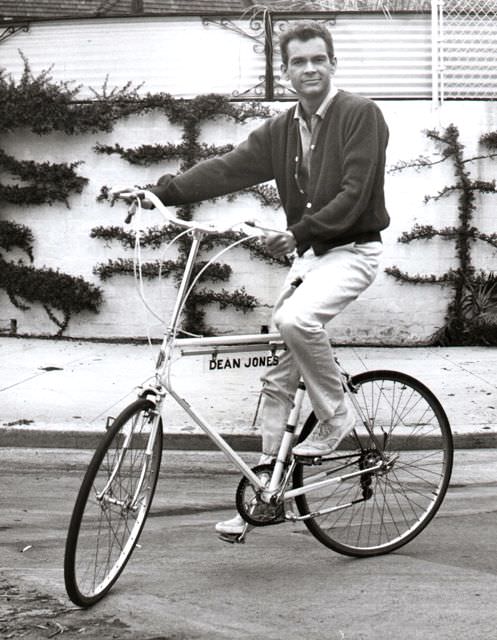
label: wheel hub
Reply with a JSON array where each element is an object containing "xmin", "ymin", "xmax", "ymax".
[
  {"xmin": 235, "ymin": 464, "xmax": 285, "ymax": 527},
  {"xmin": 359, "ymin": 449, "xmax": 385, "ymax": 499}
]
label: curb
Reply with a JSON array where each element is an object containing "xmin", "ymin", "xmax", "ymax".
[
  {"xmin": 1, "ymin": 428, "xmax": 496, "ymax": 450},
  {"xmin": 0, "ymin": 428, "xmax": 261, "ymax": 451}
]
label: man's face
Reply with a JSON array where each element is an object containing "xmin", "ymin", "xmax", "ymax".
[{"xmin": 282, "ymin": 37, "xmax": 336, "ymax": 102}]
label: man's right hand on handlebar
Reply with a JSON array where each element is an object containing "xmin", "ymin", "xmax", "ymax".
[
  {"xmin": 112, "ymin": 189, "xmax": 155, "ymax": 209},
  {"xmin": 137, "ymin": 198, "xmax": 154, "ymax": 209}
]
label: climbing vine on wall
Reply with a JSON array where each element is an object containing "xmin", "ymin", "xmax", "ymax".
[
  {"xmin": 0, "ymin": 57, "xmax": 284, "ymax": 337},
  {"xmin": 0, "ymin": 150, "xmax": 87, "ymax": 206},
  {"xmin": 91, "ymin": 95, "xmax": 283, "ymax": 336},
  {"xmin": 0, "ymin": 55, "xmax": 146, "ymax": 135},
  {"xmin": 0, "ymin": 220, "xmax": 34, "ymax": 260},
  {"xmin": 387, "ymin": 124, "xmax": 497, "ymax": 345},
  {"xmin": 0, "ymin": 60, "xmax": 105, "ymax": 336}
]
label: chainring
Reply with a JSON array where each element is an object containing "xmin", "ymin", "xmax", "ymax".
[{"xmin": 235, "ymin": 464, "xmax": 285, "ymax": 527}]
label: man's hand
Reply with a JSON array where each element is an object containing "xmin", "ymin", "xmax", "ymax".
[
  {"xmin": 112, "ymin": 190, "xmax": 154, "ymax": 209},
  {"xmin": 265, "ymin": 231, "xmax": 297, "ymax": 259},
  {"xmin": 139, "ymin": 198, "xmax": 154, "ymax": 209}
]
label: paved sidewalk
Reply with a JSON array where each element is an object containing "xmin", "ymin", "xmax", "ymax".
[{"xmin": 1, "ymin": 336, "xmax": 496, "ymax": 449}]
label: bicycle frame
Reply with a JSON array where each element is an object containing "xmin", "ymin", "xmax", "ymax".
[
  {"xmin": 127, "ymin": 201, "xmax": 385, "ymax": 505},
  {"xmin": 141, "ymin": 225, "xmax": 284, "ymax": 492}
]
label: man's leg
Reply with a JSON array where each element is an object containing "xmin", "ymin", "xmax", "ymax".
[
  {"xmin": 215, "ymin": 263, "xmax": 304, "ymax": 537},
  {"xmin": 257, "ymin": 349, "xmax": 301, "ymax": 457},
  {"xmin": 273, "ymin": 243, "xmax": 382, "ymax": 455},
  {"xmin": 216, "ymin": 242, "xmax": 381, "ymax": 536}
]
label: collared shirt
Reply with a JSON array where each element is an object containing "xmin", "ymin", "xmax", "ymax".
[{"xmin": 294, "ymin": 83, "xmax": 338, "ymax": 194}]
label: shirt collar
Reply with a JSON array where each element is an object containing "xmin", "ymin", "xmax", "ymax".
[{"xmin": 294, "ymin": 82, "xmax": 338, "ymax": 123}]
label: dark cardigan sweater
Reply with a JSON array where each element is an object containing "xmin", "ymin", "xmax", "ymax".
[{"xmin": 150, "ymin": 90, "xmax": 390, "ymax": 256}]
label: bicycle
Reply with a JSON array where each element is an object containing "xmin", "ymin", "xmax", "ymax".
[{"xmin": 64, "ymin": 190, "xmax": 454, "ymax": 607}]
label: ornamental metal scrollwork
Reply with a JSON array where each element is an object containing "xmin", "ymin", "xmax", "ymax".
[
  {"xmin": 202, "ymin": 16, "xmax": 267, "ymax": 50},
  {"xmin": 203, "ymin": 13, "xmax": 337, "ymax": 100},
  {"xmin": 0, "ymin": 23, "xmax": 30, "ymax": 44},
  {"xmin": 203, "ymin": 14, "xmax": 271, "ymax": 98},
  {"xmin": 232, "ymin": 75, "xmax": 267, "ymax": 98}
]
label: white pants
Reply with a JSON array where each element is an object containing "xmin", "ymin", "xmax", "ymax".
[{"xmin": 259, "ymin": 241, "xmax": 382, "ymax": 455}]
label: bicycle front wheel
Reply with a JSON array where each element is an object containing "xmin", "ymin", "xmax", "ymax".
[
  {"xmin": 64, "ymin": 398, "xmax": 163, "ymax": 607},
  {"xmin": 293, "ymin": 370, "xmax": 453, "ymax": 557}
]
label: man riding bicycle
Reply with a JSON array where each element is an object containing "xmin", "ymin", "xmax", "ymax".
[{"xmin": 142, "ymin": 20, "xmax": 390, "ymax": 537}]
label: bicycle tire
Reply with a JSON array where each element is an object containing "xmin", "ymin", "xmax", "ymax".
[
  {"xmin": 293, "ymin": 370, "xmax": 453, "ymax": 557},
  {"xmin": 64, "ymin": 398, "xmax": 163, "ymax": 607}
]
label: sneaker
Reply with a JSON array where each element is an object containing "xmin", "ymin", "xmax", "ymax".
[
  {"xmin": 215, "ymin": 458, "xmax": 274, "ymax": 538},
  {"xmin": 215, "ymin": 514, "xmax": 251, "ymax": 536},
  {"xmin": 258, "ymin": 453, "xmax": 275, "ymax": 466},
  {"xmin": 292, "ymin": 399, "xmax": 356, "ymax": 457}
]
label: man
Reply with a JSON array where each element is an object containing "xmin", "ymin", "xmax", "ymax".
[{"xmin": 147, "ymin": 21, "xmax": 390, "ymax": 536}]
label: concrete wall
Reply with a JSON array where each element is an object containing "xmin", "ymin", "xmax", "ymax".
[{"xmin": 2, "ymin": 99, "xmax": 497, "ymax": 344}]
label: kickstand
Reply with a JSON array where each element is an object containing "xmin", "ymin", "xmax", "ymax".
[{"xmin": 218, "ymin": 522, "xmax": 251, "ymax": 545}]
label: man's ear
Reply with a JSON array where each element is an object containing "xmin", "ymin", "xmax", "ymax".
[
  {"xmin": 280, "ymin": 63, "xmax": 289, "ymax": 81},
  {"xmin": 330, "ymin": 57, "xmax": 338, "ymax": 74}
]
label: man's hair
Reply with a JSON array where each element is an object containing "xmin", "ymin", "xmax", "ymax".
[{"xmin": 279, "ymin": 21, "xmax": 334, "ymax": 67}]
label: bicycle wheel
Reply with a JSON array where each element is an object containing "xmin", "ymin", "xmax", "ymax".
[
  {"xmin": 293, "ymin": 370, "xmax": 453, "ymax": 557},
  {"xmin": 64, "ymin": 398, "xmax": 163, "ymax": 607}
]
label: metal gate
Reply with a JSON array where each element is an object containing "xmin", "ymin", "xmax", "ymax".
[{"xmin": 432, "ymin": 0, "xmax": 497, "ymax": 103}]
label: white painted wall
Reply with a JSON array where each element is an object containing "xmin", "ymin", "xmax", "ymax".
[{"xmin": 2, "ymin": 99, "xmax": 497, "ymax": 344}]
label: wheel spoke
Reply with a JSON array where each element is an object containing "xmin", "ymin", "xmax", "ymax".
[
  {"xmin": 294, "ymin": 371, "xmax": 452, "ymax": 556},
  {"xmin": 64, "ymin": 399, "xmax": 162, "ymax": 606}
]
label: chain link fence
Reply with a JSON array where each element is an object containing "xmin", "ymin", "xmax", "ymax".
[{"xmin": 436, "ymin": 0, "xmax": 497, "ymax": 100}]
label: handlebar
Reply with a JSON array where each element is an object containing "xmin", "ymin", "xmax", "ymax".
[
  {"xmin": 111, "ymin": 188, "xmax": 282, "ymax": 237},
  {"xmin": 112, "ymin": 189, "xmax": 221, "ymax": 232}
]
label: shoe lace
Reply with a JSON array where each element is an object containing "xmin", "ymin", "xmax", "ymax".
[{"xmin": 309, "ymin": 421, "xmax": 332, "ymax": 441}]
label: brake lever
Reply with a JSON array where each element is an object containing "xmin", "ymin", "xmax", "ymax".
[
  {"xmin": 124, "ymin": 200, "xmax": 138, "ymax": 224},
  {"xmin": 245, "ymin": 220, "xmax": 292, "ymax": 266},
  {"xmin": 245, "ymin": 220, "xmax": 281, "ymax": 236}
]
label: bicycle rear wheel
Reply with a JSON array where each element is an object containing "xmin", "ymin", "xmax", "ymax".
[
  {"xmin": 64, "ymin": 398, "xmax": 162, "ymax": 607},
  {"xmin": 293, "ymin": 370, "xmax": 453, "ymax": 557}
]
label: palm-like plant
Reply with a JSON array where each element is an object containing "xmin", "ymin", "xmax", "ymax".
[{"xmin": 460, "ymin": 273, "xmax": 497, "ymax": 344}]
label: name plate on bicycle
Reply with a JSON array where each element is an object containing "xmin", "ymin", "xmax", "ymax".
[
  {"xmin": 208, "ymin": 354, "xmax": 280, "ymax": 370},
  {"xmin": 175, "ymin": 333, "xmax": 285, "ymax": 371}
]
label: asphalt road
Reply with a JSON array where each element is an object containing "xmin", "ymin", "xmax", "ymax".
[{"xmin": 1, "ymin": 448, "xmax": 496, "ymax": 640}]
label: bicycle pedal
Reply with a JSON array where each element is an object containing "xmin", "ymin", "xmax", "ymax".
[
  {"xmin": 294, "ymin": 455, "xmax": 323, "ymax": 465},
  {"xmin": 217, "ymin": 533, "xmax": 246, "ymax": 545}
]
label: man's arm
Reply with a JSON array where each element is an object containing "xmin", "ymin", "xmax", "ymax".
[{"xmin": 149, "ymin": 120, "xmax": 275, "ymax": 206}]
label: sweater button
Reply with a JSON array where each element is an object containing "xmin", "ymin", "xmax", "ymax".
[{"xmin": 306, "ymin": 202, "xmax": 312, "ymax": 209}]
